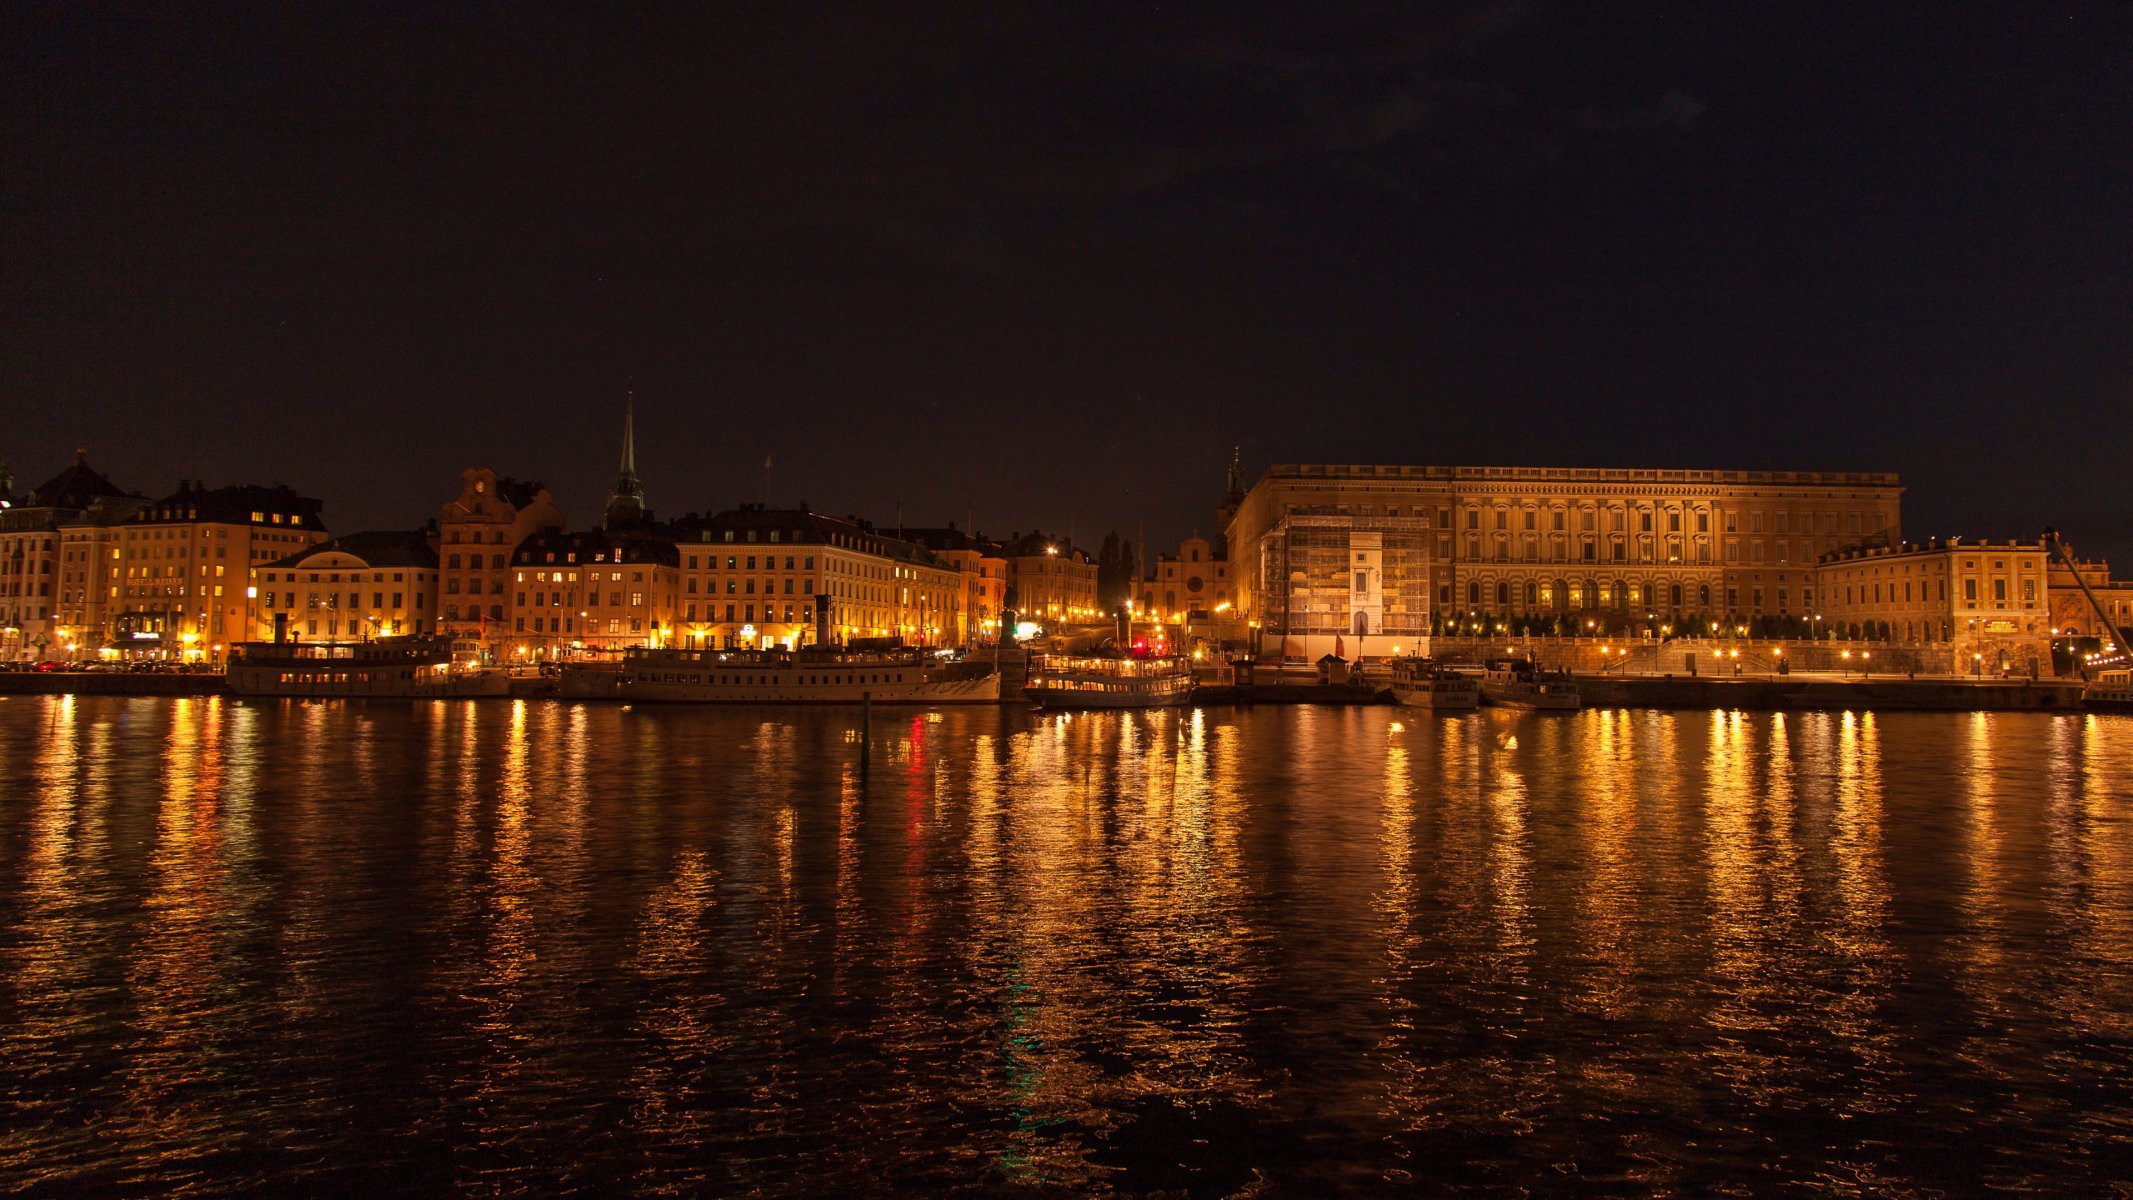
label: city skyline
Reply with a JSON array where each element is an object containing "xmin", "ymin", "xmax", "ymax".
[{"xmin": 7, "ymin": 4, "xmax": 2131, "ymax": 563}]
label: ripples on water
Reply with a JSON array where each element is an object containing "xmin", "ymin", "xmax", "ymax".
[{"xmin": 1, "ymin": 697, "xmax": 2131, "ymax": 1196}]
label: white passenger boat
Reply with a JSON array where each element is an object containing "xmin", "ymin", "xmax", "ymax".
[
  {"xmin": 2086, "ymin": 667, "xmax": 2133, "ymax": 713},
  {"xmin": 1023, "ymin": 652, "xmax": 1195, "ymax": 708},
  {"xmin": 609, "ymin": 646, "xmax": 1000, "ymax": 704},
  {"xmin": 1478, "ymin": 657, "xmax": 1580, "ymax": 711},
  {"xmin": 226, "ymin": 636, "xmax": 510, "ymax": 697},
  {"xmin": 1387, "ymin": 657, "xmax": 1480, "ymax": 710}
]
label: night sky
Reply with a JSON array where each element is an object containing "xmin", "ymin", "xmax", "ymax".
[{"xmin": 8, "ymin": 4, "xmax": 2130, "ymax": 564}]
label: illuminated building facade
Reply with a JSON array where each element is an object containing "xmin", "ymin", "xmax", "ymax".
[
  {"xmin": 1816, "ymin": 538, "xmax": 2050, "ymax": 672},
  {"xmin": 435, "ymin": 468, "xmax": 565, "ymax": 661},
  {"xmin": 507, "ymin": 527, "xmax": 680, "ymax": 659},
  {"xmin": 671, "ymin": 506, "xmax": 966, "ymax": 650},
  {"xmin": 999, "ymin": 533, "xmax": 1099, "ymax": 626},
  {"xmin": 904, "ymin": 525, "xmax": 1008, "ymax": 645},
  {"xmin": 109, "ymin": 481, "xmax": 327, "ymax": 659},
  {"xmin": 1225, "ymin": 462, "xmax": 1904, "ymax": 658},
  {"xmin": 1138, "ymin": 535, "xmax": 1232, "ymax": 619},
  {"xmin": 0, "ymin": 453, "xmax": 141, "ymax": 659},
  {"xmin": 249, "ymin": 530, "xmax": 439, "ymax": 642},
  {"xmin": 54, "ymin": 495, "xmax": 153, "ymax": 657}
]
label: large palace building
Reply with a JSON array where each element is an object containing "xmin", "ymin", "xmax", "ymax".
[{"xmin": 1223, "ymin": 462, "xmax": 1903, "ymax": 659}]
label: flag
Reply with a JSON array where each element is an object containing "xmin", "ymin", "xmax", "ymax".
[{"xmin": 1335, "ymin": 634, "xmax": 1345, "ymax": 659}]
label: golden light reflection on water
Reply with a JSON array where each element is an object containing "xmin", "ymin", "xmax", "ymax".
[{"xmin": 2, "ymin": 700, "xmax": 2132, "ymax": 1196}]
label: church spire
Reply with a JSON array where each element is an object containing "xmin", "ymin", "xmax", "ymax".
[
  {"xmin": 606, "ymin": 390, "xmax": 647, "ymax": 526},
  {"xmin": 1217, "ymin": 446, "xmax": 1246, "ymax": 534}
]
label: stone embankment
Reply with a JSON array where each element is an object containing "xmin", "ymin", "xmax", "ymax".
[
  {"xmin": 0, "ymin": 667, "xmax": 2097, "ymax": 712},
  {"xmin": 0, "ymin": 672, "xmax": 225, "ymax": 697}
]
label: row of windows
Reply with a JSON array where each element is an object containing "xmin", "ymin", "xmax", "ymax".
[
  {"xmin": 260, "ymin": 571, "xmax": 413, "ymax": 584},
  {"xmin": 514, "ymin": 615, "xmax": 641, "ymax": 634},
  {"xmin": 258, "ymin": 592, "xmax": 418, "ymax": 611},
  {"xmin": 683, "ymin": 603, "xmax": 812, "ymax": 624},
  {"xmin": 517, "ymin": 591, "xmax": 647, "ymax": 607},
  {"xmin": 1460, "ymin": 580, "xmax": 1723, "ymax": 611}
]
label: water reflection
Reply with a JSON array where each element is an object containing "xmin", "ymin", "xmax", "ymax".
[{"xmin": 0, "ymin": 698, "xmax": 2130, "ymax": 1197}]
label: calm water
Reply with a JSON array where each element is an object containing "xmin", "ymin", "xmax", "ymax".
[{"xmin": 2, "ymin": 697, "xmax": 2131, "ymax": 1197}]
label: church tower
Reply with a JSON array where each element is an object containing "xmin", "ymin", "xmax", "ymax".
[
  {"xmin": 605, "ymin": 392, "xmax": 648, "ymax": 527},
  {"xmin": 1217, "ymin": 446, "xmax": 1246, "ymax": 532}
]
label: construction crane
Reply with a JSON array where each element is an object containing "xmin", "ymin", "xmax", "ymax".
[{"xmin": 2041, "ymin": 527, "xmax": 2128, "ymax": 674}]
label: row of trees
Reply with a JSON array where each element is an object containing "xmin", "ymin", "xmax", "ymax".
[{"xmin": 1427, "ymin": 612, "xmax": 1908, "ymax": 641}]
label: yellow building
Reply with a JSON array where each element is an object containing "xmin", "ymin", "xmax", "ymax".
[
  {"xmin": 1816, "ymin": 538, "xmax": 2050, "ymax": 673},
  {"xmin": 506, "ymin": 527, "xmax": 681, "ymax": 659},
  {"xmin": 905, "ymin": 525, "xmax": 1009, "ymax": 645},
  {"xmin": 670, "ymin": 506, "xmax": 967, "ymax": 650},
  {"xmin": 1138, "ymin": 535, "xmax": 1232, "ymax": 619},
  {"xmin": 249, "ymin": 530, "xmax": 439, "ymax": 643},
  {"xmin": 54, "ymin": 496, "xmax": 151, "ymax": 658},
  {"xmin": 1000, "ymin": 533, "xmax": 1099, "ymax": 627},
  {"xmin": 0, "ymin": 453, "xmax": 143, "ymax": 660},
  {"xmin": 108, "ymin": 481, "xmax": 328, "ymax": 660},
  {"xmin": 1224, "ymin": 462, "xmax": 1904, "ymax": 658},
  {"xmin": 436, "ymin": 467, "xmax": 565, "ymax": 662}
]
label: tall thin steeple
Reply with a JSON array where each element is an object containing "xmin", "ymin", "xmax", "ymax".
[
  {"xmin": 1217, "ymin": 446, "xmax": 1246, "ymax": 535},
  {"xmin": 606, "ymin": 390, "xmax": 647, "ymax": 526}
]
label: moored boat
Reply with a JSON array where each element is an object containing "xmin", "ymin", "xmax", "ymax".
[
  {"xmin": 2085, "ymin": 667, "xmax": 2133, "ymax": 712},
  {"xmin": 1023, "ymin": 652, "xmax": 1195, "ymax": 708},
  {"xmin": 1478, "ymin": 657, "xmax": 1580, "ymax": 711},
  {"xmin": 608, "ymin": 645, "xmax": 1000, "ymax": 704},
  {"xmin": 1387, "ymin": 657, "xmax": 1480, "ymax": 710},
  {"xmin": 226, "ymin": 636, "xmax": 509, "ymax": 697}
]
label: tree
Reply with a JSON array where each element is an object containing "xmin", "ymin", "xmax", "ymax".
[{"xmin": 1095, "ymin": 531, "xmax": 1135, "ymax": 611}]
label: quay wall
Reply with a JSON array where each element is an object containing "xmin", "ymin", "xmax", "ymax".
[
  {"xmin": 0, "ymin": 667, "xmax": 2092, "ymax": 712},
  {"xmin": 0, "ymin": 673, "xmax": 226, "ymax": 697},
  {"xmin": 1420, "ymin": 636, "xmax": 2046, "ymax": 679}
]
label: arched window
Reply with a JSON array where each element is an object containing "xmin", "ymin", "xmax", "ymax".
[
  {"xmin": 1467, "ymin": 581, "xmax": 1481, "ymax": 606},
  {"xmin": 1495, "ymin": 581, "xmax": 1509, "ymax": 605},
  {"xmin": 1583, "ymin": 579, "xmax": 1599, "ymax": 610},
  {"xmin": 1553, "ymin": 578, "xmax": 1569, "ymax": 610},
  {"xmin": 447, "ymin": 553, "xmax": 461, "ymax": 569},
  {"xmin": 1524, "ymin": 581, "xmax": 1538, "ymax": 607},
  {"xmin": 1697, "ymin": 585, "xmax": 1710, "ymax": 608},
  {"xmin": 1669, "ymin": 584, "xmax": 1683, "ymax": 608},
  {"xmin": 1613, "ymin": 579, "xmax": 1629, "ymax": 610}
]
